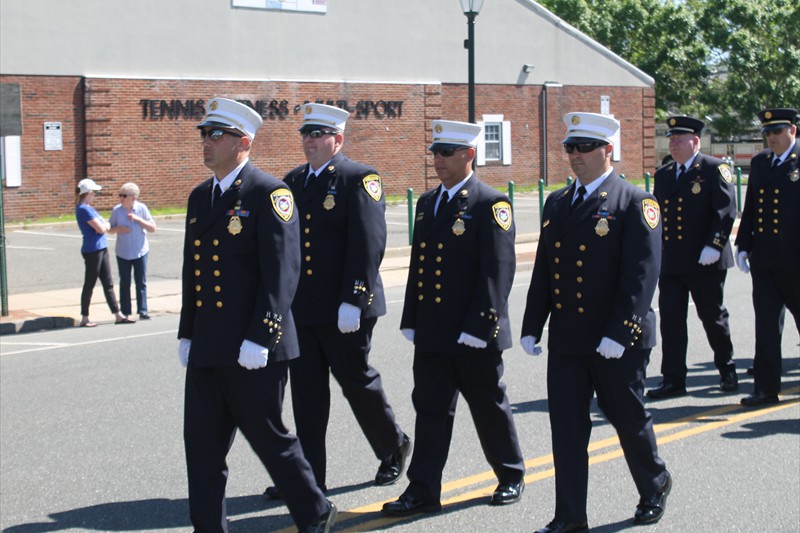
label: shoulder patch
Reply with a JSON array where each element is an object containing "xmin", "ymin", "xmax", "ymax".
[
  {"xmin": 641, "ymin": 198, "xmax": 660, "ymax": 230},
  {"xmin": 492, "ymin": 201, "xmax": 513, "ymax": 231},
  {"xmin": 270, "ymin": 188, "xmax": 294, "ymax": 222},
  {"xmin": 718, "ymin": 163, "xmax": 733, "ymax": 183},
  {"xmin": 362, "ymin": 174, "xmax": 382, "ymax": 202}
]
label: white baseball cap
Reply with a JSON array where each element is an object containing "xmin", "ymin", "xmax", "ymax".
[{"xmin": 77, "ymin": 178, "xmax": 102, "ymax": 195}]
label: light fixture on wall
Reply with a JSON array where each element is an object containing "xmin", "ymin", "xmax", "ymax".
[{"xmin": 522, "ymin": 64, "xmax": 534, "ymax": 74}]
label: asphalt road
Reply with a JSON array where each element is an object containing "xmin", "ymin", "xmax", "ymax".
[{"xmin": 1, "ymin": 266, "xmax": 798, "ymax": 532}]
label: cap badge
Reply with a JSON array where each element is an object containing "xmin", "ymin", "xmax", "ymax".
[
  {"xmin": 571, "ymin": 115, "xmax": 581, "ymax": 125},
  {"xmin": 305, "ymin": 105, "xmax": 313, "ymax": 115},
  {"xmin": 669, "ymin": 118, "xmax": 676, "ymax": 126},
  {"xmin": 210, "ymin": 100, "xmax": 219, "ymax": 111},
  {"xmin": 435, "ymin": 124, "xmax": 443, "ymax": 133},
  {"xmin": 765, "ymin": 111, "xmax": 773, "ymax": 119}
]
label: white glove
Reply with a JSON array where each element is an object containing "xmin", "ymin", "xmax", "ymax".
[
  {"xmin": 698, "ymin": 246, "xmax": 721, "ymax": 266},
  {"xmin": 337, "ymin": 302, "xmax": 361, "ymax": 333},
  {"xmin": 238, "ymin": 339, "xmax": 269, "ymax": 370},
  {"xmin": 520, "ymin": 335, "xmax": 542, "ymax": 356},
  {"xmin": 596, "ymin": 337, "xmax": 625, "ymax": 359},
  {"xmin": 457, "ymin": 332, "xmax": 488, "ymax": 349},
  {"xmin": 736, "ymin": 249, "xmax": 750, "ymax": 274},
  {"xmin": 178, "ymin": 338, "xmax": 191, "ymax": 368},
  {"xmin": 401, "ymin": 329, "xmax": 415, "ymax": 342}
]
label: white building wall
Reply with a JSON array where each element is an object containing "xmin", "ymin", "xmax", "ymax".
[{"xmin": 1, "ymin": 0, "xmax": 652, "ymax": 88}]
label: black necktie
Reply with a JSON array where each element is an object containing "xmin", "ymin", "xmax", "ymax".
[
  {"xmin": 436, "ymin": 190, "xmax": 449, "ymax": 217},
  {"xmin": 570, "ymin": 185, "xmax": 586, "ymax": 213},
  {"xmin": 304, "ymin": 171, "xmax": 315, "ymax": 188},
  {"xmin": 772, "ymin": 157, "xmax": 781, "ymax": 169},
  {"xmin": 677, "ymin": 164, "xmax": 686, "ymax": 179},
  {"xmin": 213, "ymin": 183, "xmax": 222, "ymax": 207}
]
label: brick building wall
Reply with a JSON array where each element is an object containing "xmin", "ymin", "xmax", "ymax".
[{"xmin": 0, "ymin": 75, "xmax": 654, "ymax": 222}]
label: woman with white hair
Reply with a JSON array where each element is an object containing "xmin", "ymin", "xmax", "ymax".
[{"xmin": 109, "ymin": 182, "xmax": 157, "ymax": 320}]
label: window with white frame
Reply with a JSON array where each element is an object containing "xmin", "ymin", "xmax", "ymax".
[{"xmin": 477, "ymin": 115, "xmax": 511, "ymax": 166}]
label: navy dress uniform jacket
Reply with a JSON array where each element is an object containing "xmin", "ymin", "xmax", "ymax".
[
  {"xmin": 522, "ymin": 172, "xmax": 662, "ymax": 355},
  {"xmin": 284, "ymin": 152, "xmax": 387, "ymax": 324},
  {"xmin": 401, "ymin": 176, "xmax": 516, "ymax": 352},
  {"xmin": 653, "ymin": 153, "xmax": 736, "ymax": 275},
  {"xmin": 736, "ymin": 144, "xmax": 800, "ymax": 273},
  {"xmin": 178, "ymin": 161, "xmax": 301, "ymax": 365}
]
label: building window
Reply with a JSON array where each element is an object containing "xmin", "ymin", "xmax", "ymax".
[
  {"xmin": 484, "ymin": 123, "xmax": 502, "ymax": 161},
  {"xmin": 477, "ymin": 114, "xmax": 511, "ymax": 166}
]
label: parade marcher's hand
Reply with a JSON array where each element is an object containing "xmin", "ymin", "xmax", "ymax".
[
  {"xmin": 401, "ymin": 329, "xmax": 415, "ymax": 342},
  {"xmin": 596, "ymin": 337, "xmax": 625, "ymax": 359},
  {"xmin": 178, "ymin": 338, "xmax": 191, "ymax": 368},
  {"xmin": 520, "ymin": 335, "xmax": 542, "ymax": 356},
  {"xmin": 238, "ymin": 339, "xmax": 269, "ymax": 370},
  {"xmin": 457, "ymin": 332, "xmax": 488, "ymax": 349},
  {"xmin": 698, "ymin": 246, "xmax": 721, "ymax": 266},
  {"xmin": 736, "ymin": 249, "xmax": 750, "ymax": 274},
  {"xmin": 337, "ymin": 302, "xmax": 361, "ymax": 333}
]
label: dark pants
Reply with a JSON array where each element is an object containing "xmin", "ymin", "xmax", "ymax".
[
  {"xmin": 751, "ymin": 269, "xmax": 800, "ymax": 395},
  {"xmin": 116, "ymin": 253, "xmax": 148, "ymax": 316},
  {"xmin": 290, "ymin": 318, "xmax": 403, "ymax": 486},
  {"xmin": 80, "ymin": 248, "xmax": 119, "ymax": 316},
  {"xmin": 658, "ymin": 270, "xmax": 735, "ymax": 384},
  {"xmin": 404, "ymin": 348, "xmax": 524, "ymax": 503},
  {"xmin": 184, "ymin": 362, "xmax": 327, "ymax": 533},
  {"xmin": 547, "ymin": 349, "xmax": 668, "ymax": 523}
]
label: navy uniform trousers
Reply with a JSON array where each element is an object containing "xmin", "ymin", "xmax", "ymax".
[
  {"xmin": 290, "ymin": 318, "xmax": 404, "ymax": 486},
  {"xmin": 547, "ymin": 349, "xmax": 665, "ymax": 522},
  {"xmin": 405, "ymin": 347, "xmax": 524, "ymax": 503}
]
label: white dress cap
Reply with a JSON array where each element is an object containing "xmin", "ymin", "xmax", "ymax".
[
  {"xmin": 562, "ymin": 112, "xmax": 620, "ymax": 144},
  {"xmin": 300, "ymin": 103, "xmax": 350, "ymax": 132},
  {"xmin": 77, "ymin": 178, "xmax": 102, "ymax": 194},
  {"xmin": 429, "ymin": 120, "xmax": 483, "ymax": 149},
  {"xmin": 197, "ymin": 98, "xmax": 264, "ymax": 140}
]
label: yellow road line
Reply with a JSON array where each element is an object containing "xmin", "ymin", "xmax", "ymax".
[{"xmin": 274, "ymin": 389, "xmax": 799, "ymax": 532}]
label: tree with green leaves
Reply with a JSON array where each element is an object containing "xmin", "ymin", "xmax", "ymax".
[{"xmin": 537, "ymin": 0, "xmax": 799, "ymax": 137}]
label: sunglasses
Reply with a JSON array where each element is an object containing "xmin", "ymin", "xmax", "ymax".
[
  {"xmin": 563, "ymin": 141, "xmax": 606, "ymax": 154},
  {"xmin": 431, "ymin": 146, "xmax": 468, "ymax": 157},
  {"xmin": 300, "ymin": 130, "xmax": 339, "ymax": 139},
  {"xmin": 119, "ymin": 193, "xmax": 131, "ymax": 198},
  {"xmin": 200, "ymin": 128, "xmax": 244, "ymax": 140},
  {"xmin": 763, "ymin": 127, "xmax": 789, "ymax": 137}
]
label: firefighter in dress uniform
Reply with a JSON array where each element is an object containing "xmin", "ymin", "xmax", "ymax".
[
  {"xmin": 382, "ymin": 120, "xmax": 526, "ymax": 517},
  {"xmin": 736, "ymin": 107, "xmax": 800, "ymax": 407},
  {"xmin": 263, "ymin": 103, "xmax": 410, "ymax": 499},
  {"xmin": 521, "ymin": 113, "xmax": 671, "ymax": 533},
  {"xmin": 647, "ymin": 115, "xmax": 738, "ymax": 399},
  {"xmin": 178, "ymin": 98, "xmax": 336, "ymax": 533}
]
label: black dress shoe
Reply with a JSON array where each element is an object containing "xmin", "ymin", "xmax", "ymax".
[
  {"xmin": 301, "ymin": 501, "xmax": 337, "ymax": 533},
  {"xmin": 381, "ymin": 493, "xmax": 442, "ymax": 516},
  {"xmin": 375, "ymin": 433, "xmax": 412, "ymax": 486},
  {"xmin": 535, "ymin": 519, "xmax": 590, "ymax": 533},
  {"xmin": 138, "ymin": 313, "xmax": 151, "ymax": 320},
  {"xmin": 646, "ymin": 382, "xmax": 687, "ymax": 399},
  {"xmin": 634, "ymin": 471, "xmax": 672, "ymax": 525},
  {"xmin": 719, "ymin": 371, "xmax": 738, "ymax": 392},
  {"xmin": 740, "ymin": 391, "xmax": 779, "ymax": 407},
  {"xmin": 746, "ymin": 367, "xmax": 754, "ymax": 376},
  {"xmin": 264, "ymin": 484, "xmax": 327, "ymax": 500},
  {"xmin": 490, "ymin": 479, "xmax": 524, "ymax": 505}
]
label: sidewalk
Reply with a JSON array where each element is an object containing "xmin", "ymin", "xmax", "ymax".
[{"xmin": 0, "ymin": 234, "xmax": 539, "ymax": 335}]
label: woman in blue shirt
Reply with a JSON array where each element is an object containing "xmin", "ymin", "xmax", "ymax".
[
  {"xmin": 109, "ymin": 182, "xmax": 157, "ymax": 320},
  {"xmin": 75, "ymin": 178, "xmax": 131, "ymax": 327}
]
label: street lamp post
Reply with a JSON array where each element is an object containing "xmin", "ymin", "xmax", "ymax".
[{"xmin": 459, "ymin": 0, "xmax": 483, "ymax": 124}]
